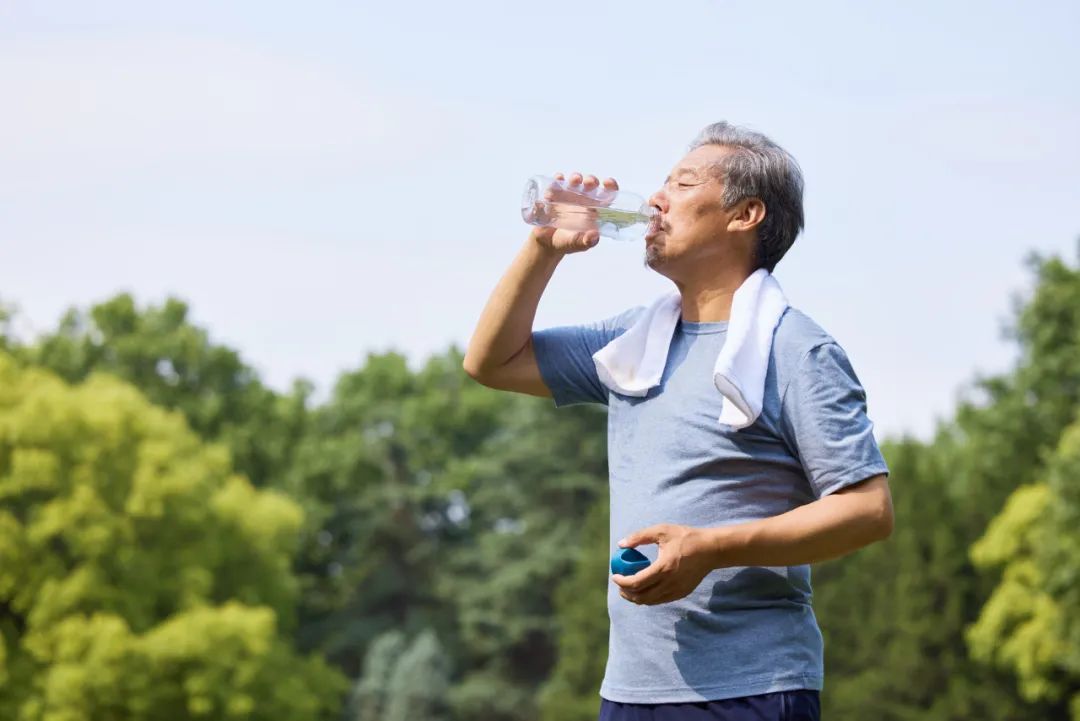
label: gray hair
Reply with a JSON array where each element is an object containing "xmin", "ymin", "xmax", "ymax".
[{"xmin": 688, "ymin": 121, "xmax": 805, "ymax": 273}]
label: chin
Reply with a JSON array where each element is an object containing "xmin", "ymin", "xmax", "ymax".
[{"xmin": 644, "ymin": 246, "xmax": 662, "ymax": 266}]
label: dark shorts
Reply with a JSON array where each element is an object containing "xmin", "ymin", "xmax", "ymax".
[{"xmin": 598, "ymin": 689, "xmax": 820, "ymax": 721}]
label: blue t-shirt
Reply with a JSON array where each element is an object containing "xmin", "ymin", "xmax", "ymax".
[{"xmin": 532, "ymin": 304, "xmax": 890, "ymax": 703}]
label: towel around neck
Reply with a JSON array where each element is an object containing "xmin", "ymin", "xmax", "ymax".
[{"xmin": 591, "ymin": 268, "xmax": 790, "ymax": 429}]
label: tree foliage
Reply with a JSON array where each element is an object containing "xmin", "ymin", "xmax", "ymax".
[
  {"xmin": 3, "ymin": 239, "xmax": 1079, "ymax": 720},
  {"xmin": 18, "ymin": 294, "xmax": 308, "ymax": 489},
  {"xmin": 537, "ymin": 496, "xmax": 610, "ymax": 721},
  {"xmin": 0, "ymin": 354, "xmax": 345, "ymax": 720},
  {"xmin": 968, "ymin": 416, "xmax": 1080, "ymax": 719}
]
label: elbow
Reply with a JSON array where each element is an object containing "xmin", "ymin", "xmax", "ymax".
[
  {"xmin": 461, "ymin": 343, "xmax": 486, "ymax": 380},
  {"xmin": 876, "ymin": 509, "xmax": 894, "ymax": 542},
  {"xmin": 463, "ymin": 352, "xmax": 499, "ymax": 386},
  {"xmin": 872, "ymin": 494, "xmax": 894, "ymax": 542},
  {"xmin": 462, "ymin": 356, "xmax": 487, "ymax": 384},
  {"xmin": 837, "ymin": 474, "xmax": 894, "ymax": 545}
]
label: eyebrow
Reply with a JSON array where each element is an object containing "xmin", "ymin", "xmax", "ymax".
[
  {"xmin": 663, "ymin": 167, "xmax": 700, "ymax": 184},
  {"xmin": 665, "ymin": 162, "xmax": 728, "ymax": 184}
]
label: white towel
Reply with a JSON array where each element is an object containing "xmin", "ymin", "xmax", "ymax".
[{"xmin": 592, "ymin": 268, "xmax": 789, "ymax": 430}]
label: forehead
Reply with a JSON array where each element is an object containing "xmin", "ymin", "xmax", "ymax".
[{"xmin": 668, "ymin": 144, "xmax": 731, "ymax": 179}]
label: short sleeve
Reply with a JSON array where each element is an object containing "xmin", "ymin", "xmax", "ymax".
[
  {"xmin": 532, "ymin": 307, "xmax": 644, "ymax": 408},
  {"xmin": 779, "ymin": 342, "xmax": 890, "ymax": 498}
]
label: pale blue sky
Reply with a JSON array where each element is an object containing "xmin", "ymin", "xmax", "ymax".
[{"xmin": 2, "ymin": 1, "xmax": 1078, "ymax": 442}]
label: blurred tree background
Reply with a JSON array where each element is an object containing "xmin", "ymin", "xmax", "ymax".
[{"xmin": 1, "ymin": 242, "xmax": 1079, "ymax": 720}]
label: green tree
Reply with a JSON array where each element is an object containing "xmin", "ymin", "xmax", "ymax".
[
  {"xmin": 284, "ymin": 348, "xmax": 507, "ymax": 675},
  {"xmin": 967, "ymin": 415, "xmax": 1080, "ymax": 719},
  {"xmin": 815, "ymin": 434, "xmax": 1049, "ymax": 720},
  {"xmin": 538, "ymin": 496, "xmax": 610, "ymax": 721},
  {"xmin": 0, "ymin": 353, "xmax": 346, "ymax": 720},
  {"xmin": 294, "ymin": 344, "xmax": 610, "ymax": 720},
  {"xmin": 19, "ymin": 293, "xmax": 308, "ymax": 489},
  {"xmin": 812, "ymin": 246, "xmax": 1080, "ymax": 720},
  {"xmin": 0, "ymin": 300, "xmax": 12, "ymax": 353},
  {"xmin": 384, "ymin": 629, "xmax": 452, "ymax": 721},
  {"xmin": 349, "ymin": 630, "xmax": 409, "ymax": 721},
  {"xmin": 435, "ymin": 390, "xmax": 609, "ymax": 721}
]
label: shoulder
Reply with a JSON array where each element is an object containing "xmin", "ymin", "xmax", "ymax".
[
  {"xmin": 770, "ymin": 306, "xmax": 873, "ymax": 409},
  {"xmin": 772, "ymin": 306, "xmax": 835, "ymax": 361},
  {"xmin": 768, "ymin": 306, "xmax": 851, "ymax": 390},
  {"xmin": 599, "ymin": 304, "xmax": 648, "ymax": 332}
]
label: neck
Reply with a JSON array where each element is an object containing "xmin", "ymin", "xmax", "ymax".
[{"xmin": 675, "ymin": 267, "xmax": 755, "ymax": 322}]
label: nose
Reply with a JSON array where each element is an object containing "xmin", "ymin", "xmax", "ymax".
[{"xmin": 647, "ymin": 186, "xmax": 669, "ymax": 215}]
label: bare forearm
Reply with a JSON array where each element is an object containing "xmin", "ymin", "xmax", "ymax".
[
  {"xmin": 463, "ymin": 238, "xmax": 565, "ymax": 374},
  {"xmin": 698, "ymin": 476, "xmax": 893, "ymax": 568}
]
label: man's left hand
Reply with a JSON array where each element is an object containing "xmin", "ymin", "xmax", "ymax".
[{"xmin": 611, "ymin": 524, "xmax": 715, "ymax": 605}]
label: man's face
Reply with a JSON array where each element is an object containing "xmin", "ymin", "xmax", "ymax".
[{"xmin": 644, "ymin": 144, "xmax": 739, "ymax": 273}]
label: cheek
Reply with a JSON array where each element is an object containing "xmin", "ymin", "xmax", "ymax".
[
  {"xmin": 668, "ymin": 200, "xmax": 724, "ymax": 238},
  {"xmin": 690, "ymin": 197, "xmax": 726, "ymax": 222},
  {"xmin": 670, "ymin": 193, "xmax": 724, "ymax": 226}
]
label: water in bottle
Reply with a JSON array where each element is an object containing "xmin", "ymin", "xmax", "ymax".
[{"xmin": 521, "ymin": 174, "xmax": 657, "ymax": 242}]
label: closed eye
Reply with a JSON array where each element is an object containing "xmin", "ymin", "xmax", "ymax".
[{"xmin": 663, "ymin": 176, "xmax": 703, "ymax": 190}]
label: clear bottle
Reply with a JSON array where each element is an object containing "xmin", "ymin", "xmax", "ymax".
[{"xmin": 521, "ymin": 174, "xmax": 657, "ymax": 242}]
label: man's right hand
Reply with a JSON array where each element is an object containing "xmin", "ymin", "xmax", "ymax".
[{"xmin": 530, "ymin": 171, "xmax": 620, "ymax": 254}]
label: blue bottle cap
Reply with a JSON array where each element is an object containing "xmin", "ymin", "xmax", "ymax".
[{"xmin": 610, "ymin": 547, "xmax": 652, "ymax": 576}]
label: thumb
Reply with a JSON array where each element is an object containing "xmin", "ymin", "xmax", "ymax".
[
  {"xmin": 618, "ymin": 525, "xmax": 664, "ymax": 548},
  {"xmin": 530, "ymin": 226, "xmax": 555, "ymax": 242},
  {"xmin": 569, "ymin": 229, "xmax": 599, "ymax": 249}
]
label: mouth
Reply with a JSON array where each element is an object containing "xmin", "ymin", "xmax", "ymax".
[{"xmin": 644, "ymin": 214, "xmax": 665, "ymax": 241}]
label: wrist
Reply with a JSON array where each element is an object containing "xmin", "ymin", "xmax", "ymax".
[
  {"xmin": 694, "ymin": 524, "xmax": 743, "ymax": 570},
  {"xmin": 528, "ymin": 230, "xmax": 567, "ymax": 260}
]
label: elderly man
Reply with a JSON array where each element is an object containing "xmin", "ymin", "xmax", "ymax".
[{"xmin": 463, "ymin": 121, "xmax": 893, "ymax": 721}]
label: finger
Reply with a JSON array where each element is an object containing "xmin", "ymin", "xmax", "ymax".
[
  {"xmin": 631, "ymin": 575, "xmax": 664, "ymax": 595},
  {"xmin": 622, "ymin": 586, "xmax": 666, "ymax": 605},
  {"xmin": 643, "ymin": 593, "xmax": 673, "ymax": 606},
  {"xmin": 554, "ymin": 172, "xmax": 565, "ymax": 181},
  {"xmin": 612, "ymin": 568, "xmax": 662, "ymax": 593},
  {"xmin": 638, "ymin": 582, "xmax": 675, "ymax": 605},
  {"xmin": 568, "ymin": 171, "xmax": 583, "ymax": 186},
  {"xmin": 568, "ymin": 230, "xmax": 597, "ymax": 249},
  {"xmin": 636, "ymin": 592, "xmax": 662, "ymax": 606},
  {"xmin": 560, "ymin": 229, "xmax": 594, "ymax": 246},
  {"xmin": 582, "ymin": 174, "xmax": 599, "ymax": 192},
  {"xmin": 602, "ymin": 177, "xmax": 619, "ymax": 191},
  {"xmin": 619, "ymin": 525, "xmax": 664, "ymax": 548}
]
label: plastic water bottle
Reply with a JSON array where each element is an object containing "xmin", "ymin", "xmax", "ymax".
[{"xmin": 521, "ymin": 174, "xmax": 657, "ymax": 242}]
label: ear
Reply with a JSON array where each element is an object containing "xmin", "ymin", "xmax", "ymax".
[{"xmin": 726, "ymin": 198, "xmax": 766, "ymax": 233}]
